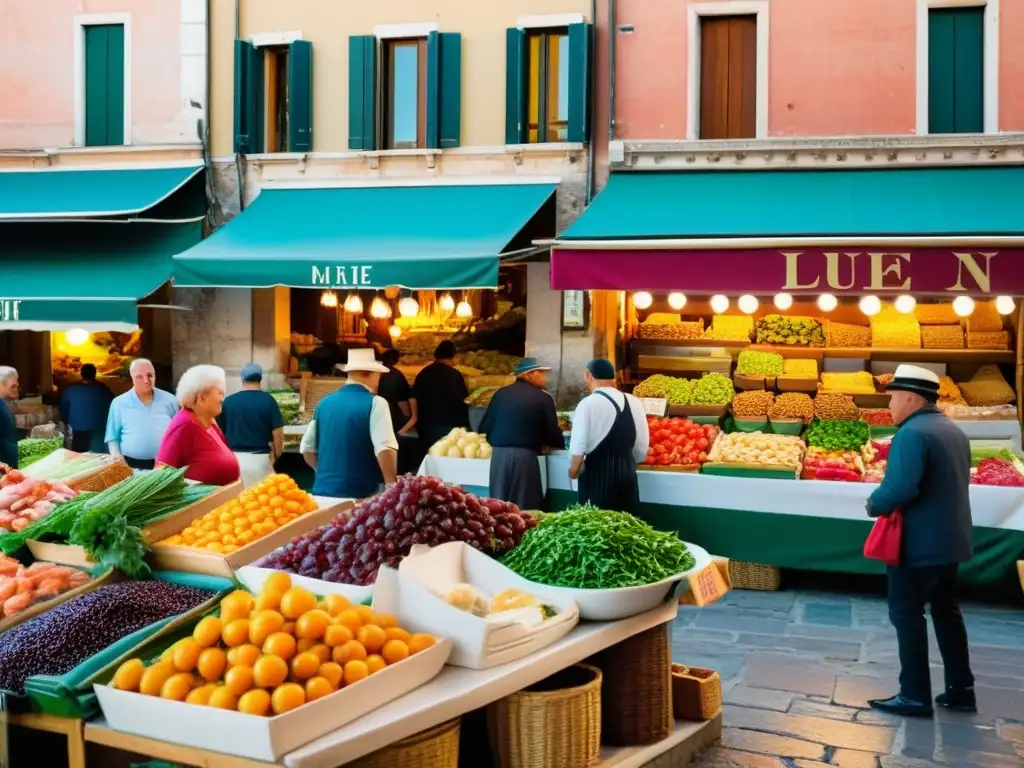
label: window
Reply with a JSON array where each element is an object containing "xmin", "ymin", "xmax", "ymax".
[
  {"xmin": 263, "ymin": 47, "xmax": 290, "ymax": 153},
  {"xmin": 233, "ymin": 39, "xmax": 312, "ymax": 154},
  {"xmin": 84, "ymin": 24, "xmax": 125, "ymax": 146},
  {"xmin": 928, "ymin": 7, "xmax": 984, "ymax": 134},
  {"xmin": 383, "ymin": 38, "xmax": 427, "ymax": 149},
  {"xmin": 698, "ymin": 15, "xmax": 756, "ymax": 140},
  {"xmin": 505, "ymin": 23, "xmax": 592, "ymax": 145}
]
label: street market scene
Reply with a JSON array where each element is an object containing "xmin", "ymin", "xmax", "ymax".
[{"xmin": 1, "ymin": 0, "xmax": 1024, "ymax": 767}]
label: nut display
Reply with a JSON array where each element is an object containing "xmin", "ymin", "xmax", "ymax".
[
  {"xmin": 782, "ymin": 359, "xmax": 818, "ymax": 378},
  {"xmin": 870, "ymin": 311, "xmax": 922, "ymax": 349},
  {"xmin": 735, "ymin": 351, "xmax": 784, "ymax": 377},
  {"xmin": 633, "ymin": 374, "xmax": 694, "ymax": 404},
  {"xmin": 820, "ymin": 372, "xmax": 877, "ymax": 395},
  {"xmin": 813, "ymin": 393, "xmax": 860, "ymax": 421},
  {"xmin": 966, "ymin": 331, "xmax": 1010, "ymax": 350},
  {"xmin": 966, "ymin": 302, "xmax": 1004, "ymax": 333},
  {"xmin": 768, "ymin": 393, "xmax": 815, "ymax": 422},
  {"xmin": 705, "ymin": 316, "xmax": 753, "ymax": 341},
  {"xmin": 755, "ymin": 316, "xmax": 825, "ymax": 346},
  {"xmin": 691, "ymin": 373, "xmax": 735, "ymax": 405},
  {"xmin": 826, "ymin": 322, "xmax": 871, "ymax": 348},
  {"xmin": 938, "ymin": 376, "xmax": 966, "ymax": 405},
  {"xmin": 638, "ymin": 322, "xmax": 704, "ymax": 340},
  {"xmin": 914, "ymin": 303, "xmax": 960, "ymax": 325},
  {"xmin": 732, "ymin": 391, "xmax": 775, "ymax": 418},
  {"xmin": 921, "ymin": 325, "xmax": 965, "ymax": 349},
  {"xmin": 707, "ymin": 432, "xmax": 806, "ymax": 469},
  {"xmin": 959, "ymin": 366, "xmax": 1015, "ymax": 407}
]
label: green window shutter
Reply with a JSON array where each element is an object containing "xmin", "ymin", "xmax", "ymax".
[
  {"xmin": 439, "ymin": 33, "xmax": 462, "ymax": 148},
  {"xmin": 246, "ymin": 44, "xmax": 265, "ymax": 153},
  {"xmin": 348, "ymin": 35, "xmax": 377, "ymax": 151},
  {"xmin": 567, "ymin": 22, "xmax": 594, "ymax": 143},
  {"xmin": 928, "ymin": 11, "xmax": 956, "ymax": 133},
  {"xmin": 952, "ymin": 8, "xmax": 983, "ymax": 133},
  {"xmin": 426, "ymin": 32, "xmax": 441, "ymax": 149},
  {"xmin": 505, "ymin": 28, "xmax": 526, "ymax": 144},
  {"xmin": 288, "ymin": 40, "xmax": 314, "ymax": 152},
  {"xmin": 233, "ymin": 39, "xmax": 253, "ymax": 152},
  {"xmin": 84, "ymin": 25, "xmax": 125, "ymax": 146}
]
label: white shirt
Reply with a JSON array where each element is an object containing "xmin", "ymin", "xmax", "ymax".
[
  {"xmin": 569, "ymin": 388, "xmax": 650, "ymax": 463},
  {"xmin": 299, "ymin": 383, "xmax": 399, "ymax": 456}
]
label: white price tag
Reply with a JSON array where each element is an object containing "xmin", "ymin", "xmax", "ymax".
[{"xmin": 639, "ymin": 397, "xmax": 669, "ymax": 417}]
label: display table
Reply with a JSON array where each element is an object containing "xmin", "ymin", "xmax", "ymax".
[
  {"xmin": 417, "ymin": 455, "xmax": 548, "ymax": 499},
  {"xmin": 7, "ymin": 712, "xmax": 86, "ymax": 768}
]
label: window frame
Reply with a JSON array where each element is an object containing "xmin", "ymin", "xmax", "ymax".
[
  {"xmin": 381, "ymin": 37, "xmax": 428, "ymax": 150},
  {"xmin": 73, "ymin": 13, "xmax": 132, "ymax": 147},
  {"xmin": 263, "ymin": 46, "xmax": 291, "ymax": 153},
  {"xmin": 524, "ymin": 28, "xmax": 571, "ymax": 144}
]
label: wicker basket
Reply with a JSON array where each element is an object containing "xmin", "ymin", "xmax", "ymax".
[
  {"xmin": 729, "ymin": 560, "xmax": 782, "ymax": 591},
  {"xmin": 587, "ymin": 622, "xmax": 672, "ymax": 746},
  {"xmin": 302, "ymin": 377, "xmax": 347, "ymax": 419},
  {"xmin": 488, "ymin": 663, "xmax": 602, "ymax": 768},
  {"xmin": 671, "ymin": 664, "xmax": 722, "ymax": 721},
  {"xmin": 349, "ymin": 717, "xmax": 460, "ymax": 768},
  {"xmin": 68, "ymin": 458, "xmax": 132, "ymax": 492}
]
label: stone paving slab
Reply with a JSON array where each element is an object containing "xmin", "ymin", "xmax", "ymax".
[
  {"xmin": 722, "ymin": 704, "xmax": 897, "ymax": 752},
  {"xmin": 721, "ymin": 726, "xmax": 827, "ymax": 759},
  {"xmin": 723, "ymin": 685, "xmax": 796, "ymax": 712}
]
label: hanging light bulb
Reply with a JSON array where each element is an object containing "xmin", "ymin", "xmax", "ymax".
[
  {"xmin": 773, "ymin": 293, "xmax": 793, "ymax": 311},
  {"xmin": 370, "ymin": 296, "xmax": 390, "ymax": 319},
  {"xmin": 995, "ymin": 296, "xmax": 1015, "ymax": 315},
  {"xmin": 439, "ymin": 293, "xmax": 456, "ymax": 312},
  {"xmin": 709, "ymin": 295, "xmax": 730, "ymax": 314},
  {"xmin": 952, "ymin": 296, "xmax": 975, "ymax": 317},
  {"xmin": 320, "ymin": 290, "xmax": 338, "ymax": 308},
  {"xmin": 738, "ymin": 295, "xmax": 759, "ymax": 314},
  {"xmin": 817, "ymin": 294, "xmax": 838, "ymax": 312},
  {"xmin": 65, "ymin": 328, "xmax": 90, "ymax": 346},
  {"xmin": 344, "ymin": 293, "xmax": 363, "ymax": 314},
  {"xmin": 632, "ymin": 291, "xmax": 653, "ymax": 310},
  {"xmin": 894, "ymin": 295, "xmax": 916, "ymax": 314},
  {"xmin": 667, "ymin": 292, "xmax": 687, "ymax": 311},
  {"xmin": 388, "ymin": 324, "xmax": 402, "ymax": 339},
  {"xmin": 858, "ymin": 295, "xmax": 882, "ymax": 316},
  {"xmin": 455, "ymin": 300, "xmax": 473, "ymax": 318},
  {"xmin": 398, "ymin": 296, "xmax": 419, "ymax": 318}
]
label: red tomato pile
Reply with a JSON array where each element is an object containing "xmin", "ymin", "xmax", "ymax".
[{"xmin": 644, "ymin": 417, "xmax": 719, "ymax": 467}]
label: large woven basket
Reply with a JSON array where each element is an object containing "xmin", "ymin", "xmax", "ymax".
[
  {"xmin": 729, "ymin": 560, "xmax": 782, "ymax": 591},
  {"xmin": 68, "ymin": 458, "xmax": 132, "ymax": 492},
  {"xmin": 488, "ymin": 663, "xmax": 602, "ymax": 768},
  {"xmin": 349, "ymin": 717, "xmax": 460, "ymax": 768},
  {"xmin": 587, "ymin": 622, "xmax": 672, "ymax": 746}
]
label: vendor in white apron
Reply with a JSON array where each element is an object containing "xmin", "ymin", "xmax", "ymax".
[{"xmin": 218, "ymin": 364, "xmax": 285, "ymax": 488}]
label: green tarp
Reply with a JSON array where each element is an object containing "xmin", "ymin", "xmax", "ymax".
[{"xmin": 172, "ymin": 183, "xmax": 557, "ymax": 289}]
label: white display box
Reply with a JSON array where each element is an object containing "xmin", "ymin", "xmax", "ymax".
[
  {"xmin": 235, "ymin": 565, "xmax": 374, "ymax": 605},
  {"xmin": 94, "ymin": 635, "xmax": 453, "ymax": 762},
  {"xmin": 372, "ymin": 542, "xmax": 579, "ymax": 669}
]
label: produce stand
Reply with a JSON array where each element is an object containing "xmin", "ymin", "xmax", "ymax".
[{"xmin": 417, "ymin": 454, "xmax": 548, "ymax": 498}]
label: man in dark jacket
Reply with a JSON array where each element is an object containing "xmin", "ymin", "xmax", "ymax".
[
  {"xmin": 59, "ymin": 363, "xmax": 114, "ymax": 452},
  {"xmin": 413, "ymin": 341, "xmax": 469, "ymax": 450},
  {"xmin": 866, "ymin": 365, "xmax": 975, "ymax": 718}
]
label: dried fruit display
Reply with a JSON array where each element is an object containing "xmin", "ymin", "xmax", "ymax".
[
  {"xmin": 768, "ymin": 393, "xmax": 815, "ymax": 422},
  {"xmin": 826, "ymin": 322, "xmax": 871, "ymax": 348},
  {"xmin": 938, "ymin": 376, "xmax": 966, "ymax": 405},
  {"xmin": 966, "ymin": 331, "xmax": 1010, "ymax": 350},
  {"xmin": 782, "ymin": 359, "xmax": 818, "ymax": 378},
  {"xmin": 813, "ymin": 393, "xmax": 860, "ymax": 421},
  {"xmin": 705, "ymin": 315, "xmax": 753, "ymax": 341},
  {"xmin": 966, "ymin": 302, "xmax": 1004, "ymax": 333},
  {"xmin": 871, "ymin": 312, "xmax": 921, "ymax": 349},
  {"xmin": 914, "ymin": 304, "xmax": 959, "ymax": 325},
  {"xmin": 732, "ymin": 391, "xmax": 775, "ymax": 418},
  {"xmin": 638, "ymin": 321, "xmax": 704, "ymax": 340},
  {"xmin": 755, "ymin": 316, "xmax": 825, "ymax": 346},
  {"xmin": 691, "ymin": 373, "xmax": 735, "ymax": 405},
  {"xmin": 633, "ymin": 374, "xmax": 694, "ymax": 404},
  {"xmin": 735, "ymin": 351, "xmax": 784, "ymax": 377},
  {"xmin": 958, "ymin": 366, "xmax": 1015, "ymax": 407},
  {"xmin": 644, "ymin": 417, "xmax": 718, "ymax": 466},
  {"xmin": 707, "ymin": 432, "xmax": 806, "ymax": 469},
  {"xmin": 820, "ymin": 372, "xmax": 877, "ymax": 394},
  {"xmin": 921, "ymin": 325, "xmax": 965, "ymax": 349}
]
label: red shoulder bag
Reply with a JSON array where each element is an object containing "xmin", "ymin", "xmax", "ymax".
[{"xmin": 863, "ymin": 509, "xmax": 902, "ymax": 566}]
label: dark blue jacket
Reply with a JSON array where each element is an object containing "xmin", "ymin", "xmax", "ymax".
[
  {"xmin": 0, "ymin": 400, "xmax": 17, "ymax": 469},
  {"xmin": 311, "ymin": 385, "xmax": 381, "ymax": 499},
  {"xmin": 59, "ymin": 381, "xmax": 114, "ymax": 432},
  {"xmin": 868, "ymin": 405, "xmax": 973, "ymax": 566}
]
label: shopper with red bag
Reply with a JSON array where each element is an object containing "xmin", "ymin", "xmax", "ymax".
[{"xmin": 864, "ymin": 365, "xmax": 975, "ymax": 718}]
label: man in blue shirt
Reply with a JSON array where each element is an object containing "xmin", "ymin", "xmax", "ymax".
[
  {"xmin": 60, "ymin": 364, "xmax": 114, "ymax": 453},
  {"xmin": 218, "ymin": 363, "xmax": 285, "ymax": 488},
  {"xmin": 0, "ymin": 366, "xmax": 19, "ymax": 469},
  {"xmin": 105, "ymin": 358, "xmax": 178, "ymax": 469}
]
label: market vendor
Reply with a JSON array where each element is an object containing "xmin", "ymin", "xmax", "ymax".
[
  {"xmin": 568, "ymin": 359, "xmax": 650, "ymax": 514},
  {"xmin": 479, "ymin": 358, "xmax": 563, "ymax": 511},
  {"xmin": 218, "ymin": 364, "xmax": 285, "ymax": 489},
  {"xmin": 0, "ymin": 366, "xmax": 19, "ymax": 469},
  {"xmin": 300, "ymin": 349, "xmax": 398, "ymax": 498},
  {"xmin": 413, "ymin": 340, "xmax": 470, "ymax": 450}
]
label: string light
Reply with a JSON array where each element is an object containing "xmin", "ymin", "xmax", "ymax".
[
  {"xmin": 65, "ymin": 328, "xmax": 90, "ymax": 346},
  {"xmin": 952, "ymin": 296, "xmax": 975, "ymax": 317},
  {"xmin": 439, "ymin": 293, "xmax": 456, "ymax": 312},
  {"xmin": 455, "ymin": 301, "xmax": 473, "ymax": 318},
  {"xmin": 667, "ymin": 293, "xmax": 687, "ymax": 311},
  {"xmin": 398, "ymin": 297, "xmax": 419, "ymax": 317},
  {"xmin": 343, "ymin": 293, "xmax": 363, "ymax": 313},
  {"xmin": 894, "ymin": 295, "xmax": 916, "ymax": 314},
  {"xmin": 710, "ymin": 295, "xmax": 729, "ymax": 314},
  {"xmin": 632, "ymin": 291, "xmax": 653, "ymax": 310},
  {"xmin": 817, "ymin": 294, "xmax": 838, "ymax": 312},
  {"xmin": 738, "ymin": 295, "xmax": 759, "ymax": 314},
  {"xmin": 995, "ymin": 296, "xmax": 1015, "ymax": 315},
  {"xmin": 388, "ymin": 325, "xmax": 402, "ymax": 338},
  {"xmin": 858, "ymin": 296, "xmax": 882, "ymax": 316},
  {"xmin": 370, "ymin": 297, "xmax": 391, "ymax": 319},
  {"xmin": 319, "ymin": 291, "xmax": 338, "ymax": 308},
  {"xmin": 773, "ymin": 293, "xmax": 793, "ymax": 311}
]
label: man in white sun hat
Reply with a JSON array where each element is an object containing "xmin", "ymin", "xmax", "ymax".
[
  {"xmin": 301, "ymin": 348, "xmax": 398, "ymax": 499},
  {"xmin": 866, "ymin": 364, "xmax": 975, "ymax": 718}
]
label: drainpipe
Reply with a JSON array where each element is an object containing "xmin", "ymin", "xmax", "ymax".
[
  {"xmin": 202, "ymin": 0, "xmax": 214, "ymax": 214},
  {"xmin": 608, "ymin": 0, "xmax": 616, "ymax": 143},
  {"xmin": 234, "ymin": 0, "xmax": 246, "ymax": 212},
  {"xmin": 585, "ymin": 0, "xmax": 598, "ymax": 204}
]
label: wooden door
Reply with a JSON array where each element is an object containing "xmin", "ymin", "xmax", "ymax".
[{"xmin": 699, "ymin": 16, "xmax": 757, "ymax": 140}]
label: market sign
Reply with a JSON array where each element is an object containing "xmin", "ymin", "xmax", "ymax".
[
  {"xmin": 550, "ymin": 248, "xmax": 1024, "ymax": 296},
  {"xmin": 0, "ymin": 298, "xmax": 138, "ymax": 329},
  {"xmin": 311, "ymin": 265, "xmax": 373, "ymax": 287},
  {"xmin": 0, "ymin": 301, "xmax": 20, "ymax": 322}
]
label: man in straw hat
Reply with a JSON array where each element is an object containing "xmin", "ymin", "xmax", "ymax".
[
  {"xmin": 479, "ymin": 358, "xmax": 564, "ymax": 511},
  {"xmin": 301, "ymin": 348, "xmax": 398, "ymax": 499},
  {"xmin": 866, "ymin": 364, "xmax": 975, "ymax": 718}
]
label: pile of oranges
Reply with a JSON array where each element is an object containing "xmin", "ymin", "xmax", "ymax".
[
  {"xmin": 156, "ymin": 475, "xmax": 318, "ymax": 554},
  {"xmin": 110, "ymin": 573, "xmax": 436, "ymax": 716}
]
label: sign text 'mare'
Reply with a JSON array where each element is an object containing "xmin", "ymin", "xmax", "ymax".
[{"xmin": 311, "ymin": 266, "xmax": 373, "ymax": 287}]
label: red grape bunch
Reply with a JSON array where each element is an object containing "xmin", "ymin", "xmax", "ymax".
[{"xmin": 258, "ymin": 475, "xmax": 538, "ymax": 586}]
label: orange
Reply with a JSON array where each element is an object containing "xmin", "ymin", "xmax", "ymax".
[
  {"xmin": 309, "ymin": 644, "xmax": 331, "ymax": 663},
  {"xmin": 324, "ymin": 624, "xmax": 354, "ymax": 648},
  {"xmin": 335, "ymin": 609, "xmax": 363, "ymax": 633},
  {"xmin": 271, "ymin": 683, "xmax": 306, "ymax": 714},
  {"xmin": 281, "ymin": 621, "xmax": 296, "ymax": 635},
  {"xmin": 253, "ymin": 655, "xmax": 289, "ymax": 688},
  {"xmin": 381, "ymin": 640, "xmax": 410, "ymax": 665},
  {"xmin": 192, "ymin": 616, "xmax": 223, "ymax": 648},
  {"xmin": 335, "ymin": 640, "xmax": 367, "ymax": 664},
  {"xmin": 373, "ymin": 613, "xmax": 398, "ymax": 629},
  {"xmin": 290, "ymin": 652, "xmax": 320, "ymax": 681},
  {"xmin": 353, "ymin": 605, "xmax": 375, "ymax": 624},
  {"xmin": 139, "ymin": 662, "xmax": 175, "ymax": 696},
  {"xmin": 305, "ymin": 676, "xmax": 334, "ymax": 701},
  {"xmin": 186, "ymin": 683, "xmax": 218, "ymax": 705},
  {"xmin": 296, "ymin": 638, "xmax": 317, "ymax": 653},
  {"xmin": 224, "ymin": 665, "xmax": 255, "ymax": 696},
  {"xmin": 238, "ymin": 688, "xmax": 272, "ymax": 716},
  {"xmin": 280, "ymin": 587, "xmax": 317, "ymax": 620},
  {"xmin": 227, "ymin": 644, "xmax": 262, "ymax": 668},
  {"xmin": 408, "ymin": 634, "xmax": 436, "ymax": 655},
  {"xmin": 249, "ymin": 610, "xmax": 285, "ymax": 646},
  {"xmin": 384, "ymin": 627, "xmax": 411, "ymax": 643},
  {"xmin": 254, "ymin": 590, "xmax": 283, "ymax": 612},
  {"xmin": 112, "ymin": 659, "xmax": 145, "ymax": 691},
  {"xmin": 222, "ymin": 619, "xmax": 251, "ymax": 647},
  {"xmin": 356, "ymin": 625, "xmax": 387, "ymax": 654},
  {"xmin": 320, "ymin": 594, "xmax": 351, "ymax": 617},
  {"xmin": 208, "ymin": 686, "xmax": 239, "ymax": 710},
  {"xmin": 263, "ymin": 571, "xmax": 292, "ymax": 595},
  {"xmin": 263, "ymin": 631, "xmax": 297, "ymax": 661},
  {"xmin": 343, "ymin": 660, "xmax": 369, "ymax": 686},
  {"xmin": 172, "ymin": 638, "xmax": 202, "ymax": 672},
  {"xmin": 220, "ymin": 591, "xmax": 254, "ymax": 622},
  {"xmin": 318, "ymin": 662, "xmax": 343, "ymax": 689},
  {"xmin": 160, "ymin": 672, "xmax": 194, "ymax": 701},
  {"xmin": 365, "ymin": 655, "xmax": 386, "ymax": 675},
  {"xmin": 269, "ymin": 496, "xmax": 285, "ymax": 509},
  {"xmin": 295, "ymin": 609, "xmax": 331, "ymax": 640},
  {"xmin": 197, "ymin": 647, "xmax": 227, "ymax": 682}
]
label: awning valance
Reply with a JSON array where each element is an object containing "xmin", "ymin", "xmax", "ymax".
[{"xmin": 172, "ymin": 182, "xmax": 557, "ymax": 290}]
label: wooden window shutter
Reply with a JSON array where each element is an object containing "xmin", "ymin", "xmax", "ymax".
[
  {"xmin": 699, "ymin": 16, "xmax": 756, "ymax": 140},
  {"xmin": 928, "ymin": 11, "xmax": 957, "ymax": 134},
  {"xmin": 85, "ymin": 25, "xmax": 125, "ymax": 146},
  {"xmin": 505, "ymin": 28, "xmax": 527, "ymax": 144},
  {"xmin": 233, "ymin": 39, "xmax": 262, "ymax": 153},
  {"xmin": 426, "ymin": 32, "xmax": 441, "ymax": 149},
  {"xmin": 288, "ymin": 40, "xmax": 314, "ymax": 152},
  {"xmin": 952, "ymin": 8, "xmax": 983, "ymax": 133},
  {"xmin": 439, "ymin": 33, "xmax": 462, "ymax": 148},
  {"xmin": 348, "ymin": 35, "xmax": 377, "ymax": 151},
  {"xmin": 567, "ymin": 22, "xmax": 594, "ymax": 143}
]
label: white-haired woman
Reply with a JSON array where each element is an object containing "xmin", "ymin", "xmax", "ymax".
[{"xmin": 155, "ymin": 365, "xmax": 240, "ymax": 485}]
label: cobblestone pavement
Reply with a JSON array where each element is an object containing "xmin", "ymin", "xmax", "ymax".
[{"xmin": 673, "ymin": 579, "xmax": 1024, "ymax": 768}]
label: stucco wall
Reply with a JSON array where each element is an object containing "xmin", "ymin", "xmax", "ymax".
[{"xmin": 0, "ymin": 0, "xmax": 205, "ymax": 149}]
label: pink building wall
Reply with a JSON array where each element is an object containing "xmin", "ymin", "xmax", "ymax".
[
  {"xmin": 599, "ymin": 0, "xmax": 1024, "ymax": 140},
  {"xmin": 0, "ymin": 0, "xmax": 203, "ymax": 149}
]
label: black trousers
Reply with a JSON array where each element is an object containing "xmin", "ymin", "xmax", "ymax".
[
  {"xmin": 887, "ymin": 563, "xmax": 974, "ymax": 702},
  {"xmin": 123, "ymin": 456, "xmax": 156, "ymax": 470}
]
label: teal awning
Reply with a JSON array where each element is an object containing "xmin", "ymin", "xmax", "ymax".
[
  {"xmin": 0, "ymin": 220, "xmax": 202, "ymax": 332},
  {"xmin": 561, "ymin": 167, "xmax": 1024, "ymax": 240},
  {"xmin": 0, "ymin": 164, "xmax": 204, "ymax": 219},
  {"xmin": 173, "ymin": 183, "xmax": 557, "ymax": 289}
]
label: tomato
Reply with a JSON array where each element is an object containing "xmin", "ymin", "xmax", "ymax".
[
  {"xmin": 696, "ymin": 437, "xmax": 710, "ymax": 450},
  {"xmin": 658, "ymin": 456, "xmax": 670, "ymax": 466},
  {"xmin": 698, "ymin": 451, "xmax": 708, "ymax": 462},
  {"xmin": 654, "ymin": 444, "xmax": 667, "ymax": 455},
  {"xmin": 683, "ymin": 441, "xmax": 694, "ymax": 453}
]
